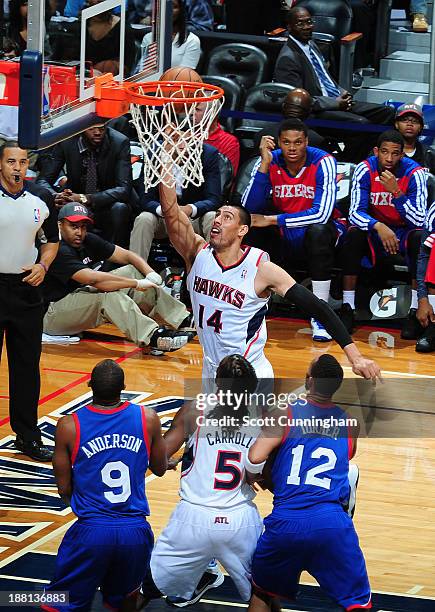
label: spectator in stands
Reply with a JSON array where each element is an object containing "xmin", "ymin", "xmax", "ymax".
[
  {"xmin": 184, "ymin": 0, "xmax": 214, "ymax": 32},
  {"xmin": 130, "ymin": 144, "xmax": 221, "ymax": 262},
  {"xmin": 36, "ymin": 124, "xmax": 132, "ymax": 249},
  {"xmin": 254, "ymin": 88, "xmax": 327, "ymax": 151},
  {"xmin": 137, "ymin": 0, "xmax": 201, "ymax": 73},
  {"xmin": 394, "ymin": 103, "xmax": 432, "ymax": 169},
  {"xmin": 339, "ymin": 130, "xmax": 427, "ymax": 338},
  {"xmin": 274, "ymin": 7, "xmax": 395, "ymax": 162},
  {"xmin": 224, "ymin": 0, "xmax": 283, "ymax": 35},
  {"xmin": 43, "ymin": 203, "xmax": 194, "ymax": 353},
  {"xmin": 200, "ymin": 104, "xmax": 240, "ymax": 175},
  {"xmin": 7, "ymin": 0, "xmax": 52, "ymax": 57},
  {"xmin": 350, "ymin": 0, "xmax": 377, "ymax": 70},
  {"xmin": 416, "ymin": 202, "xmax": 435, "ymax": 352},
  {"xmin": 85, "ymin": 0, "xmax": 136, "ymax": 76},
  {"xmin": 409, "ymin": 0, "xmax": 429, "ymax": 32},
  {"xmin": 242, "ymin": 118, "xmax": 343, "ymax": 343}
]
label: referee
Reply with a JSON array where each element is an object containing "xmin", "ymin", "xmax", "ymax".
[{"xmin": 0, "ymin": 141, "xmax": 59, "ymax": 461}]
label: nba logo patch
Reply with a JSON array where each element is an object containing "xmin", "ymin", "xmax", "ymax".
[
  {"xmin": 34, "ymin": 208, "xmax": 40, "ymax": 223},
  {"xmin": 241, "ymin": 269, "xmax": 247, "ymax": 279}
]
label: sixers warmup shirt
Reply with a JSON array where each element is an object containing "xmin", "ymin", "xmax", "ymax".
[
  {"xmin": 349, "ymin": 155, "xmax": 426, "ymax": 230},
  {"xmin": 241, "ymin": 147, "xmax": 337, "ymax": 240},
  {"xmin": 187, "ymin": 244, "xmax": 270, "ymax": 376},
  {"xmin": 70, "ymin": 401, "xmax": 150, "ymax": 522}
]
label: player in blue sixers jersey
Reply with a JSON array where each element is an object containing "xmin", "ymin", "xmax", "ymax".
[
  {"xmin": 245, "ymin": 354, "xmax": 371, "ymax": 611},
  {"xmin": 42, "ymin": 359, "xmax": 167, "ymax": 612},
  {"xmin": 242, "ymin": 118, "xmax": 344, "ymax": 342},
  {"xmin": 339, "ymin": 130, "xmax": 427, "ymax": 338}
]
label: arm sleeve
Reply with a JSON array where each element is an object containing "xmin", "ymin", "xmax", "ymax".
[
  {"xmin": 190, "ymin": 147, "xmax": 222, "ymax": 216},
  {"xmin": 285, "ymin": 284, "xmax": 352, "ymax": 348},
  {"xmin": 349, "ymin": 162, "xmax": 377, "ymax": 230},
  {"xmin": 273, "ymin": 53, "xmax": 304, "ymax": 87},
  {"xmin": 416, "ymin": 230, "xmax": 430, "ymax": 300},
  {"xmin": 35, "ymin": 144, "xmax": 67, "ymax": 199},
  {"xmin": 241, "ymin": 157, "xmax": 272, "ymax": 213},
  {"xmin": 276, "ymin": 155, "xmax": 336, "ymax": 229},
  {"xmin": 392, "ymin": 169, "xmax": 427, "ymax": 228},
  {"xmin": 89, "ymin": 138, "xmax": 132, "ymax": 210}
]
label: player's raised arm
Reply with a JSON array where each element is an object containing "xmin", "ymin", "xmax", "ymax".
[
  {"xmin": 255, "ymin": 260, "xmax": 382, "ymax": 381},
  {"xmin": 52, "ymin": 415, "xmax": 75, "ymax": 506},
  {"xmin": 164, "ymin": 400, "xmax": 197, "ymax": 460},
  {"xmin": 145, "ymin": 408, "xmax": 168, "ymax": 477},
  {"xmin": 159, "ymin": 181, "xmax": 206, "ymax": 269}
]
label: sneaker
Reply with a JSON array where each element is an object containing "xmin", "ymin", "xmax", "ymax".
[
  {"xmin": 412, "ymin": 13, "xmax": 428, "ymax": 32},
  {"xmin": 310, "ymin": 318, "xmax": 332, "ymax": 342},
  {"xmin": 166, "ymin": 568, "xmax": 224, "ymax": 607},
  {"xmin": 42, "ymin": 333, "xmax": 81, "ymax": 344},
  {"xmin": 149, "ymin": 328, "xmax": 190, "ymax": 352},
  {"xmin": 346, "ymin": 463, "xmax": 359, "ymax": 519},
  {"xmin": 415, "ymin": 323, "xmax": 435, "ymax": 353},
  {"xmin": 178, "ymin": 313, "xmax": 197, "ymax": 340},
  {"xmin": 337, "ymin": 303, "xmax": 355, "ymax": 334},
  {"xmin": 14, "ymin": 437, "xmax": 53, "ymax": 462},
  {"xmin": 401, "ymin": 308, "xmax": 423, "ymax": 340}
]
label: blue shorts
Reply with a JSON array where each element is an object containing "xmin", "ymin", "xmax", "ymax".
[
  {"xmin": 42, "ymin": 519, "xmax": 154, "ymax": 612},
  {"xmin": 251, "ymin": 509, "xmax": 371, "ymax": 611},
  {"xmin": 365, "ymin": 226, "xmax": 420, "ymax": 267},
  {"xmin": 280, "ymin": 220, "xmax": 346, "ymax": 257}
]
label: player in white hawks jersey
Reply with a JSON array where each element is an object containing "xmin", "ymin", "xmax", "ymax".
[
  {"xmin": 158, "ymin": 179, "xmax": 381, "ymax": 382},
  {"xmin": 138, "ymin": 355, "xmax": 263, "ymax": 607}
]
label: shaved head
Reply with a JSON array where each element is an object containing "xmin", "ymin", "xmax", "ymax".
[{"xmin": 282, "ymin": 88, "xmax": 313, "ymax": 120}]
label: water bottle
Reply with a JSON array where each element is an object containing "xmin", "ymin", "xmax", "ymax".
[{"xmin": 171, "ymin": 275, "xmax": 183, "ymax": 301}]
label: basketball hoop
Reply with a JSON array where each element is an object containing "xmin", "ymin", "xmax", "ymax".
[{"xmin": 124, "ymin": 80, "xmax": 225, "ymax": 189}]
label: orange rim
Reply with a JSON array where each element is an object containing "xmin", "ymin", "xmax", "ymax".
[{"xmin": 123, "ymin": 80, "xmax": 225, "ymax": 106}]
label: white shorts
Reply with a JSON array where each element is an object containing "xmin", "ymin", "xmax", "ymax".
[
  {"xmin": 150, "ymin": 500, "xmax": 263, "ymax": 601},
  {"xmin": 202, "ymin": 354, "xmax": 274, "ymax": 395}
]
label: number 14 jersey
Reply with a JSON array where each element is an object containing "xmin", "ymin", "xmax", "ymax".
[{"xmin": 187, "ymin": 244, "xmax": 270, "ymax": 372}]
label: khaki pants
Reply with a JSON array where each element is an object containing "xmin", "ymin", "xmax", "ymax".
[
  {"xmin": 43, "ymin": 265, "xmax": 188, "ymax": 346},
  {"xmin": 130, "ymin": 212, "xmax": 215, "ymax": 260}
]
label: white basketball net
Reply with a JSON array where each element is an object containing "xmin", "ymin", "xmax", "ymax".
[{"xmin": 129, "ymin": 82, "xmax": 224, "ymax": 190}]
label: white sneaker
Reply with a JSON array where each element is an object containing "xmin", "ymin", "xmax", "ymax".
[
  {"xmin": 42, "ymin": 333, "xmax": 81, "ymax": 344},
  {"xmin": 310, "ymin": 319, "xmax": 332, "ymax": 342}
]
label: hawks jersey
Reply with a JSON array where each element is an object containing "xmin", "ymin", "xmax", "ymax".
[
  {"xmin": 241, "ymin": 147, "xmax": 337, "ymax": 231},
  {"xmin": 70, "ymin": 402, "xmax": 150, "ymax": 522},
  {"xmin": 180, "ymin": 409, "xmax": 258, "ymax": 509},
  {"xmin": 271, "ymin": 399, "xmax": 352, "ymax": 516},
  {"xmin": 349, "ymin": 156, "xmax": 426, "ymax": 230},
  {"xmin": 187, "ymin": 244, "xmax": 270, "ymax": 372}
]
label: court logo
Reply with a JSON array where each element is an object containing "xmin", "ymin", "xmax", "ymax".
[{"xmin": 369, "ymin": 288, "xmax": 398, "ymax": 318}]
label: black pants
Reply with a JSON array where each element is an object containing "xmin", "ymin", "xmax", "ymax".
[
  {"xmin": 351, "ymin": 0, "xmax": 377, "ymax": 69},
  {"xmin": 283, "ymin": 222, "xmax": 338, "ymax": 281},
  {"xmin": 342, "ymin": 227, "xmax": 422, "ymax": 279},
  {"xmin": 93, "ymin": 201, "xmax": 131, "ymax": 248},
  {"xmin": 0, "ymin": 274, "xmax": 43, "ymax": 442},
  {"xmin": 314, "ymin": 102, "xmax": 396, "ymax": 163}
]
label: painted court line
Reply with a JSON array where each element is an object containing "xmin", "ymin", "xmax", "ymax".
[{"xmin": 0, "ymin": 574, "xmax": 50, "ymax": 584}]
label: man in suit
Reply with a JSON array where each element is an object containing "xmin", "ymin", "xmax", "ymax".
[
  {"xmin": 36, "ymin": 124, "xmax": 132, "ymax": 248},
  {"xmin": 130, "ymin": 143, "xmax": 222, "ymax": 262},
  {"xmin": 274, "ymin": 7, "xmax": 395, "ymax": 162}
]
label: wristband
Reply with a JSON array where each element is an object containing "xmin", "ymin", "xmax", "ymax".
[
  {"xmin": 38, "ymin": 262, "xmax": 48, "ymax": 273},
  {"xmin": 392, "ymin": 188, "xmax": 401, "ymax": 198},
  {"xmin": 244, "ymin": 455, "xmax": 266, "ymax": 474}
]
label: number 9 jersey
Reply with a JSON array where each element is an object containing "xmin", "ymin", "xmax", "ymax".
[{"xmin": 70, "ymin": 402, "xmax": 150, "ymax": 521}]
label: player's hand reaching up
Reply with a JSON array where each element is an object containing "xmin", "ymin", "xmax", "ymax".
[{"xmin": 351, "ymin": 356, "xmax": 382, "ymax": 381}]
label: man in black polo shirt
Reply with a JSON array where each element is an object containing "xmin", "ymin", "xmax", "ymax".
[
  {"xmin": 43, "ymin": 203, "xmax": 193, "ymax": 353},
  {"xmin": 0, "ymin": 141, "xmax": 58, "ymax": 462}
]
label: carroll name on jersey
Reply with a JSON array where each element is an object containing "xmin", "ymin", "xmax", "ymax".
[
  {"xmin": 193, "ymin": 275, "xmax": 246, "ymax": 309},
  {"xmin": 205, "ymin": 429, "xmax": 254, "ymax": 448}
]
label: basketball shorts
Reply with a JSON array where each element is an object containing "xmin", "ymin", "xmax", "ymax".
[
  {"xmin": 151, "ymin": 500, "xmax": 263, "ymax": 601},
  {"xmin": 202, "ymin": 354, "xmax": 274, "ymax": 396},
  {"xmin": 280, "ymin": 219, "xmax": 346, "ymax": 255},
  {"xmin": 41, "ymin": 518, "xmax": 154, "ymax": 612},
  {"xmin": 365, "ymin": 226, "xmax": 420, "ymax": 267},
  {"xmin": 251, "ymin": 509, "xmax": 371, "ymax": 611}
]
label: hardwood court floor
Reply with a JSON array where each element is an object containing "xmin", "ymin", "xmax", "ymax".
[{"xmin": 0, "ymin": 319, "xmax": 434, "ymax": 602}]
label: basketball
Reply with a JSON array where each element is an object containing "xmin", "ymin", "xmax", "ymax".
[{"xmin": 160, "ymin": 66, "xmax": 203, "ymax": 84}]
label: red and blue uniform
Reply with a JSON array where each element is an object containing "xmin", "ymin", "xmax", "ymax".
[
  {"xmin": 349, "ymin": 156, "xmax": 426, "ymax": 262},
  {"xmin": 43, "ymin": 402, "xmax": 154, "ymax": 612},
  {"xmin": 242, "ymin": 147, "xmax": 344, "ymax": 251},
  {"xmin": 251, "ymin": 399, "xmax": 371, "ymax": 611}
]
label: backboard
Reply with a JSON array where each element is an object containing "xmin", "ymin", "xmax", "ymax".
[{"xmin": 17, "ymin": 0, "xmax": 172, "ymax": 150}]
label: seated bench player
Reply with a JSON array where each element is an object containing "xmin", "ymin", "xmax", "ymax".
[
  {"xmin": 338, "ymin": 130, "xmax": 427, "ymax": 337},
  {"xmin": 242, "ymin": 118, "xmax": 345, "ymax": 343},
  {"xmin": 416, "ymin": 201, "xmax": 435, "ymax": 352}
]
